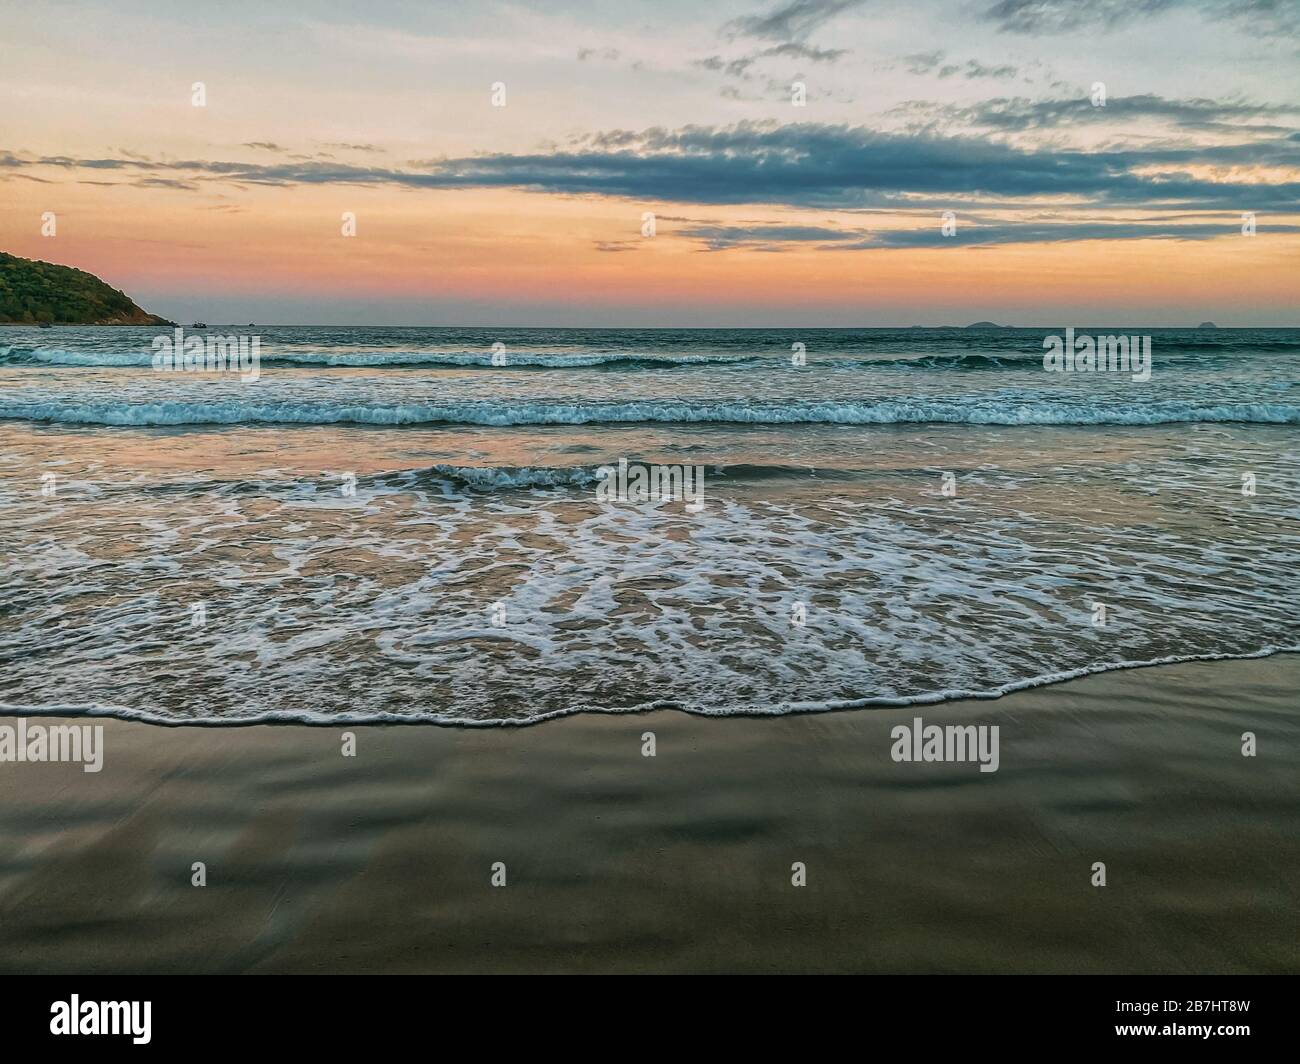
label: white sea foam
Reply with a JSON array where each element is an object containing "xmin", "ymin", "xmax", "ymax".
[
  {"xmin": 3, "ymin": 453, "xmax": 1296, "ymax": 726},
  {"xmin": 3, "ymin": 347, "xmax": 756, "ymax": 369},
  {"xmin": 4, "ymin": 648, "xmax": 1296, "ymax": 728},
  {"xmin": 409, "ymin": 464, "xmax": 601, "ymax": 490},
  {"xmin": 2, "ymin": 397, "xmax": 1298, "ymax": 427}
]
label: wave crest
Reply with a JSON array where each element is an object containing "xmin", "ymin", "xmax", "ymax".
[{"xmin": 3, "ymin": 397, "xmax": 1297, "ymax": 428}]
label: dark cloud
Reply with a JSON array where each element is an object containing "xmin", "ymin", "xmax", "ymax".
[
  {"xmin": 983, "ymin": 0, "xmax": 1177, "ymax": 33},
  {"xmin": 132, "ymin": 177, "xmax": 200, "ymax": 190},
  {"xmin": 694, "ymin": 55, "xmax": 758, "ymax": 77},
  {"xmin": 934, "ymin": 60, "xmax": 1019, "ymax": 79},
  {"xmin": 956, "ymin": 61, "xmax": 1019, "ymax": 80},
  {"xmin": 725, "ymin": 0, "xmax": 867, "ymax": 41},
  {"xmin": 760, "ymin": 42, "xmax": 849, "ymax": 61},
  {"xmin": 677, "ymin": 223, "xmax": 868, "ymax": 249},
  {"xmin": 694, "ymin": 41, "xmax": 848, "ymax": 80},
  {"xmin": 849, "ymin": 219, "xmax": 1300, "ymax": 247},
  {"xmin": 916, "ymin": 93, "xmax": 1300, "ymax": 133},
  {"xmin": 242, "ymin": 141, "xmax": 286, "ymax": 152},
  {"xmin": 901, "ymin": 52, "xmax": 1018, "ymax": 80},
  {"xmin": 981, "ymin": 0, "xmax": 1299, "ymax": 34},
  {"xmin": 3, "ymin": 119, "xmax": 1297, "ymax": 214},
  {"xmin": 678, "ymin": 217, "xmax": 1300, "ymax": 249}
]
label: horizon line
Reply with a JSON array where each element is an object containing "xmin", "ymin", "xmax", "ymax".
[{"xmin": 10, "ymin": 322, "xmax": 1298, "ymax": 330}]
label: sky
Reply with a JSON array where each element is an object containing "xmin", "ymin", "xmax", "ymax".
[{"xmin": 1, "ymin": 0, "xmax": 1297, "ymax": 325}]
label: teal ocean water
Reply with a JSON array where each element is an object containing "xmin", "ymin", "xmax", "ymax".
[{"xmin": 1, "ymin": 326, "xmax": 1297, "ymax": 723}]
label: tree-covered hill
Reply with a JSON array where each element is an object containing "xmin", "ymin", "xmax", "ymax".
[{"xmin": 0, "ymin": 252, "xmax": 172, "ymax": 325}]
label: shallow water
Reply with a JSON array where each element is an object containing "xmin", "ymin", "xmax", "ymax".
[{"xmin": 1, "ymin": 326, "xmax": 1297, "ymax": 723}]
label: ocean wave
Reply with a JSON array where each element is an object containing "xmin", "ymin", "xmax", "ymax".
[
  {"xmin": 420, "ymin": 461, "xmax": 880, "ymax": 488},
  {"xmin": 0, "ymin": 348, "xmax": 159, "ymax": 368},
  {"xmin": 0, "ymin": 346, "xmax": 760, "ymax": 370},
  {"xmin": 0, "ymin": 346, "xmax": 1046, "ymax": 372},
  {"xmin": 7, "ymin": 345, "xmax": 1295, "ymax": 373},
  {"xmin": 2, "ymin": 647, "xmax": 1295, "ymax": 727},
  {"xmin": 380, "ymin": 461, "xmax": 854, "ymax": 490},
  {"xmin": 3, "ymin": 397, "xmax": 1298, "ymax": 427},
  {"xmin": 400, "ymin": 463, "xmax": 602, "ymax": 491},
  {"xmin": 266, "ymin": 351, "xmax": 758, "ymax": 369},
  {"xmin": 869, "ymin": 351, "xmax": 1254, "ymax": 371},
  {"xmin": 1148, "ymin": 340, "xmax": 1300, "ymax": 352},
  {"xmin": 99, "ymin": 463, "xmax": 875, "ymax": 501}
]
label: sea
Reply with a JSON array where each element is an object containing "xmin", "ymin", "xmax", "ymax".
[{"xmin": 1, "ymin": 325, "xmax": 1297, "ymax": 725}]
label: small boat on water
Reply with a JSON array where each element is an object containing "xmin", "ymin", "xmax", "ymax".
[
  {"xmin": 38, "ymin": 322, "xmax": 53, "ymax": 329},
  {"xmin": 190, "ymin": 322, "xmax": 208, "ymax": 328}
]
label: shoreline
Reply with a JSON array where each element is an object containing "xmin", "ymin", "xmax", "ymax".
[
  {"xmin": 2, "ymin": 646, "xmax": 1298, "ymax": 729},
  {"xmin": 1, "ymin": 653, "xmax": 1296, "ymax": 974}
]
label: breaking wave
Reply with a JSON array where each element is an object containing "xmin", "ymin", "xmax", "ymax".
[{"xmin": 3, "ymin": 397, "xmax": 1298, "ymax": 427}]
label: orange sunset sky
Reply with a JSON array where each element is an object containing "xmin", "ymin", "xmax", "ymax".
[{"xmin": 2, "ymin": 0, "xmax": 1297, "ymax": 325}]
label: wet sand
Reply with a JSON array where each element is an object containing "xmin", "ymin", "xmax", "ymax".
[{"xmin": 0, "ymin": 654, "xmax": 1296, "ymax": 974}]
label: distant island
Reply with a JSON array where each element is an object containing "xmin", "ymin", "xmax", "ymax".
[
  {"xmin": 0, "ymin": 252, "xmax": 172, "ymax": 325},
  {"xmin": 1198, "ymin": 322, "xmax": 1217, "ymax": 328},
  {"xmin": 965, "ymin": 321, "xmax": 1008, "ymax": 329}
]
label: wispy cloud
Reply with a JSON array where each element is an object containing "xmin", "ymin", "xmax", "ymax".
[
  {"xmin": 842, "ymin": 218, "xmax": 1300, "ymax": 247},
  {"xmin": 981, "ymin": 0, "xmax": 1299, "ymax": 34},
  {"xmin": 672, "ymin": 215, "xmax": 1300, "ymax": 250},
  {"xmin": 761, "ymin": 42, "xmax": 850, "ymax": 61},
  {"xmin": 982, "ymin": 0, "xmax": 1177, "ymax": 33},
  {"xmin": 901, "ymin": 52, "xmax": 1019, "ymax": 79},
  {"xmin": 725, "ymin": 0, "xmax": 867, "ymax": 41},
  {"xmin": 678, "ymin": 222, "xmax": 869, "ymax": 249},
  {"xmin": 897, "ymin": 93, "xmax": 1300, "ymax": 135},
  {"xmin": 695, "ymin": 40, "xmax": 849, "ymax": 81}
]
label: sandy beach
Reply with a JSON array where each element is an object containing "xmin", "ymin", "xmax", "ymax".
[{"xmin": 1, "ymin": 654, "xmax": 1295, "ymax": 974}]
